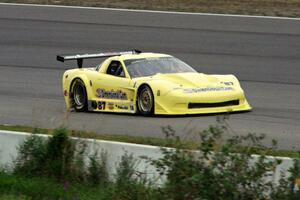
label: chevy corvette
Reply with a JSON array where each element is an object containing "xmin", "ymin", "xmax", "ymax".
[{"xmin": 57, "ymin": 50, "xmax": 251, "ymax": 115}]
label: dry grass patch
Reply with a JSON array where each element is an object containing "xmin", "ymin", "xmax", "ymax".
[{"xmin": 0, "ymin": 0, "xmax": 300, "ymax": 17}]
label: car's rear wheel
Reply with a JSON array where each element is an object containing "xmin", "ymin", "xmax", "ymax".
[
  {"xmin": 71, "ymin": 79, "xmax": 87, "ymax": 112},
  {"xmin": 137, "ymin": 85, "xmax": 154, "ymax": 115}
]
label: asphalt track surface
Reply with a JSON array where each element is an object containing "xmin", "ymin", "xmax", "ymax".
[{"xmin": 0, "ymin": 4, "xmax": 299, "ymax": 149}]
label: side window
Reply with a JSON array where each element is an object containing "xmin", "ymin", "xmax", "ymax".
[
  {"xmin": 95, "ymin": 61, "xmax": 103, "ymax": 71},
  {"xmin": 106, "ymin": 61, "xmax": 125, "ymax": 77}
]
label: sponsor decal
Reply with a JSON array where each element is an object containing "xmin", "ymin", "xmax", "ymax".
[
  {"xmin": 107, "ymin": 102, "xmax": 114, "ymax": 110},
  {"xmin": 157, "ymin": 90, "xmax": 161, "ymax": 96},
  {"xmin": 96, "ymin": 89, "xmax": 127, "ymax": 100},
  {"xmin": 183, "ymin": 87, "xmax": 234, "ymax": 93},
  {"xmin": 63, "ymin": 90, "xmax": 69, "ymax": 97},
  {"xmin": 130, "ymin": 105, "xmax": 134, "ymax": 111},
  {"xmin": 116, "ymin": 105, "xmax": 129, "ymax": 110},
  {"xmin": 221, "ymin": 81, "xmax": 234, "ymax": 86}
]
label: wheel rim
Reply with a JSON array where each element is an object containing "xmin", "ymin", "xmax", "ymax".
[
  {"xmin": 73, "ymin": 83, "xmax": 85, "ymax": 107},
  {"xmin": 139, "ymin": 88, "xmax": 153, "ymax": 112}
]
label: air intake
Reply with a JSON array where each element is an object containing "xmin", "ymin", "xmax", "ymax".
[{"xmin": 188, "ymin": 100, "xmax": 239, "ymax": 109}]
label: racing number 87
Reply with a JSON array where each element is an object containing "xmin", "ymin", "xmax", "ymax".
[{"xmin": 98, "ymin": 101, "xmax": 106, "ymax": 110}]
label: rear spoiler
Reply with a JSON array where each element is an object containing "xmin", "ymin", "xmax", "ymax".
[{"xmin": 57, "ymin": 49, "xmax": 142, "ymax": 68}]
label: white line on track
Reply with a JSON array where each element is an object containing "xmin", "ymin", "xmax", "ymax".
[{"xmin": 0, "ymin": 2, "xmax": 299, "ymax": 21}]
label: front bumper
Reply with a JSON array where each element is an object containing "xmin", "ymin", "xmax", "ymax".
[{"xmin": 154, "ymin": 89, "xmax": 252, "ymax": 115}]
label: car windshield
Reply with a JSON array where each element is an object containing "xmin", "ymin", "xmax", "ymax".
[{"xmin": 124, "ymin": 56, "xmax": 196, "ymax": 78}]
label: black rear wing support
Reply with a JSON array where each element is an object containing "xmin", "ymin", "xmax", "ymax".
[{"xmin": 57, "ymin": 49, "xmax": 141, "ymax": 68}]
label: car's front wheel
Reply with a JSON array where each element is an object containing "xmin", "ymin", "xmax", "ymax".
[
  {"xmin": 137, "ymin": 85, "xmax": 154, "ymax": 115},
  {"xmin": 70, "ymin": 79, "xmax": 87, "ymax": 112}
]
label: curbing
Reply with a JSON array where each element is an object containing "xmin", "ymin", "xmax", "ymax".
[{"xmin": 0, "ymin": 130, "xmax": 295, "ymax": 184}]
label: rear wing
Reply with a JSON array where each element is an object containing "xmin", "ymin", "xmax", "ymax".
[{"xmin": 57, "ymin": 49, "xmax": 141, "ymax": 68}]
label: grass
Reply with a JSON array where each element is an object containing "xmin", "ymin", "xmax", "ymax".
[
  {"xmin": 0, "ymin": 194, "xmax": 27, "ymax": 200},
  {"xmin": 0, "ymin": 171, "xmax": 110, "ymax": 200},
  {"xmin": 2, "ymin": 126, "xmax": 300, "ymax": 200},
  {"xmin": 1, "ymin": 124, "xmax": 300, "ymax": 159},
  {"xmin": 0, "ymin": 0, "xmax": 299, "ymax": 17}
]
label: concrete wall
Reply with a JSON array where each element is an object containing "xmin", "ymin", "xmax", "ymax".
[
  {"xmin": 0, "ymin": 130, "xmax": 164, "ymax": 182},
  {"xmin": 0, "ymin": 130, "xmax": 295, "ymax": 184}
]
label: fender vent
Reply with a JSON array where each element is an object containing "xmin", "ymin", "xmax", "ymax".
[{"xmin": 188, "ymin": 100, "xmax": 239, "ymax": 109}]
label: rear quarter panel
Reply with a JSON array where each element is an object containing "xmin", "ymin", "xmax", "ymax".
[{"xmin": 62, "ymin": 68, "xmax": 96, "ymax": 110}]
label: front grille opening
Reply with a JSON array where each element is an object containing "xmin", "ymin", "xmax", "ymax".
[{"xmin": 188, "ymin": 100, "xmax": 239, "ymax": 109}]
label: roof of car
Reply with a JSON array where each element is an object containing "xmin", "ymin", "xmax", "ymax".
[{"xmin": 111, "ymin": 52, "xmax": 172, "ymax": 60}]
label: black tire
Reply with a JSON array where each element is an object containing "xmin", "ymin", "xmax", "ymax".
[
  {"xmin": 70, "ymin": 79, "xmax": 87, "ymax": 112},
  {"xmin": 137, "ymin": 85, "xmax": 154, "ymax": 115}
]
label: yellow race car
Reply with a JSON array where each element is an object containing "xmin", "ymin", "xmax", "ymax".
[{"xmin": 57, "ymin": 50, "xmax": 251, "ymax": 115}]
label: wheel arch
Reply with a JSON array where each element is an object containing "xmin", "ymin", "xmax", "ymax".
[
  {"xmin": 69, "ymin": 75, "xmax": 93, "ymax": 100},
  {"xmin": 137, "ymin": 83, "xmax": 153, "ymax": 95},
  {"xmin": 69, "ymin": 76, "xmax": 92, "ymax": 111},
  {"xmin": 136, "ymin": 83, "xmax": 155, "ymax": 103},
  {"xmin": 136, "ymin": 83, "xmax": 155, "ymax": 115}
]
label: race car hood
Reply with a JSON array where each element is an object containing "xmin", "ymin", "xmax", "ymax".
[
  {"xmin": 151, "ymin": 72, "xmax": 219, "ymax": 88},
  {"xmin": 133, "ymin": 72, "xmax": 242, "ymax": 96}
]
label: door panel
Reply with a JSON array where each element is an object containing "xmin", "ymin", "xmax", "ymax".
[{"xmin": 92, "ymin": 74, "xmax": 135, "ymax": 113}]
